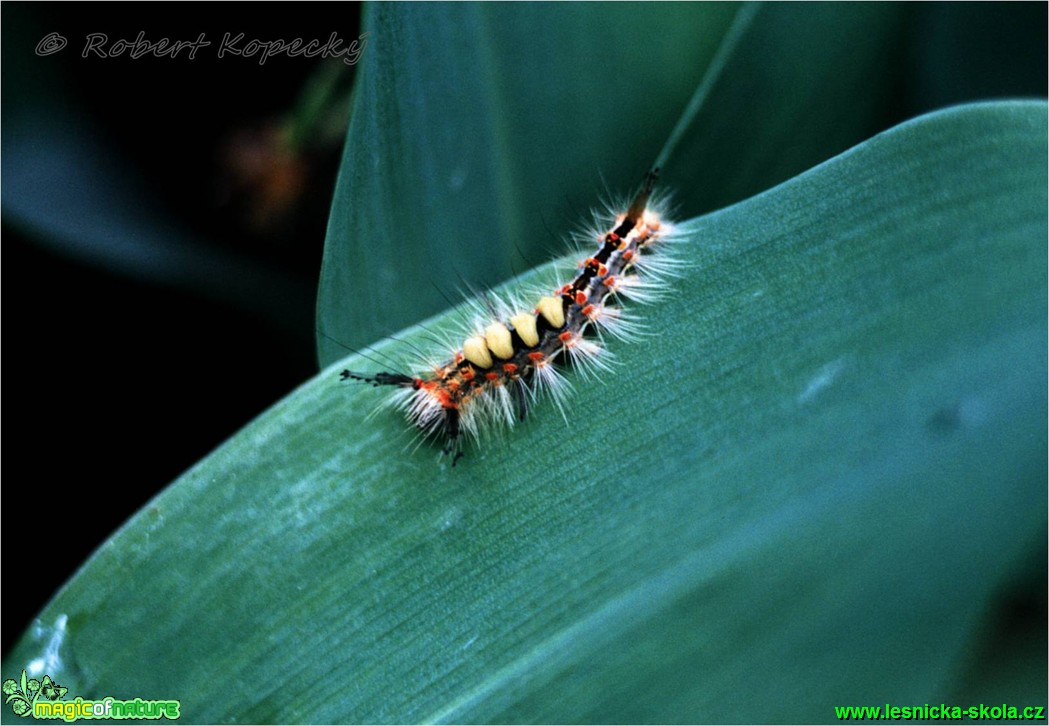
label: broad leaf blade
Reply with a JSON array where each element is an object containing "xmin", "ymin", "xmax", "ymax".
[{"xmin": 5, "ymin": 102, "xmax": 1045, "ymax": 723}]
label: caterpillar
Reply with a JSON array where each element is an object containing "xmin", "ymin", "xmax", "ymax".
[{"xmin": 341, "ymin": 168, "xmax": 678, "ymax": 465}]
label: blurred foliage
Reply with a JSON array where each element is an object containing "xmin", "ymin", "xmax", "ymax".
[{"xmin": 316, "ymin": 2, "xmax": 1045, "ymax": 362}]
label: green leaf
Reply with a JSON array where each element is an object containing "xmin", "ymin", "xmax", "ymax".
[
  {"xmin": 5, "ymin": 101, "xmax": 1045, "ymax": 723},
  {"xmin": 317, "ymin": 2, "xmax": 909, "ymax": 363}
]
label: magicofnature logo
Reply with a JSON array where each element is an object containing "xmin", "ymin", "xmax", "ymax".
[{"xmin": 3, "ymin": 669, "xmax": 180, "ymax": 721}]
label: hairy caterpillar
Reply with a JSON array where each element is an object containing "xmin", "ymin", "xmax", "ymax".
[{"xmin": 342, "ymin": 169, "xmax": 679, "ymax": 464}]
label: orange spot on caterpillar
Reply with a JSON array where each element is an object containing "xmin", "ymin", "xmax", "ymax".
[
  {"xmin": 604, "ymin": 275, "xmax": 616, "ymax": 287},
  {"xmin": 485, "ymin": 371, "xmax": 499, "ymax": 381},
  {"xmin": 432, "ymin": 387, "xmax": 457, "ymax": 408},
  {"xmin": 559, "ymin": 331, "xmax": 573, "ymax": 343},
  {"xmin": 502, "ymin": 363, "xmax": 519, "ymax": 375},
  {"xmin": 586, "ymin": 258, "xmax": 608, "ymax": 276},
  {"xmin": 574, "ymin": 291, "xmax": 587, "ymax": 305},
  {"xmin": 581, "ymin": 304, "xmax": 595, "ymax": 317},
  {"xmin": 460, "ymin": 367, "xmax": 475, "ymax": 381},
  {"xmin": 528, "ymin": 351, "xmax": 545, "ymax": 362},
  {"xmin": 623, "ymin": 249, "xmax": 635, "ymax": 262}
]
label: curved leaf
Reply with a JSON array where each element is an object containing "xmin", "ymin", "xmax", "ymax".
[{"xmin": 5, "ymin": 101, "xmax": 1045, "ymax": 723}]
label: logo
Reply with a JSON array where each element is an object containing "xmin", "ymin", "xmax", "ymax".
[{"xmin": 3, "ymin": 670, "xmax": 180, "ymax": 721}]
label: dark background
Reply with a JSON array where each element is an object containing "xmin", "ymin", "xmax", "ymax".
[
  {"xmin": 2, "ymin": 2, "xmax": 1044, "ymax": 658},
  {"xmin": 3, "ymin": 3, "xmax": 361, "ymax": 654}
]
